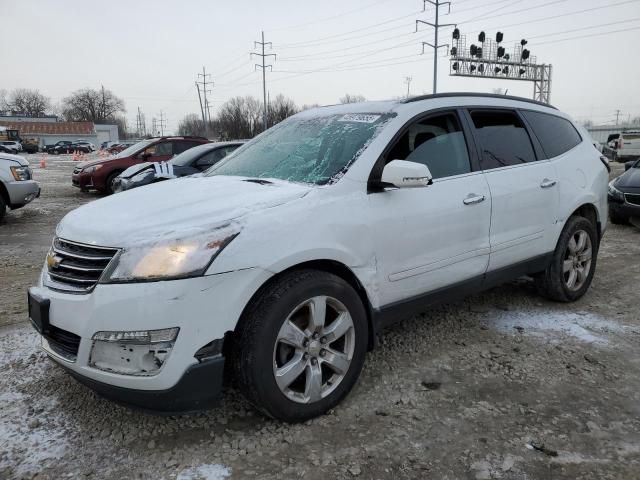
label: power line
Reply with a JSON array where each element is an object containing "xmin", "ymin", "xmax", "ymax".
[
  {"xmin": 268, "ymin": 0, "xmax": 395, "ymax": 32},
  {"xmin": 251, "ymin": 31, "xmax": 276, "ymax": 131},
  {"xmin": 277, "ymin": 10, "xmax": 422, "ymax": 48}
]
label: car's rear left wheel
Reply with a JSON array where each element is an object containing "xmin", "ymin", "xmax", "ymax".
[
  {"xmin": 232, "ymin": 269, "xmax": 368, "ymax": 422},
  {"xmin": 535, "ymin": 215, "xmax": 598, "ymax": 302}
]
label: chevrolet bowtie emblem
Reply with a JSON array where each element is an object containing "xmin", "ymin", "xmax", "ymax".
[{"xmin": 46, "ymin": 252, "xmax": 62, "ymax": 269}]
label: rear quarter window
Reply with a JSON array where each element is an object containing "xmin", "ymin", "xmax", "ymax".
[{"xmin": 521, "ymin": 110, "xmax": 582, "ymax": 159}]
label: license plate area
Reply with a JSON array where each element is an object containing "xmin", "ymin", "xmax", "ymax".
[{"xmin": 28, "ymin": 289, "xmax": 50, "ymax": 335}]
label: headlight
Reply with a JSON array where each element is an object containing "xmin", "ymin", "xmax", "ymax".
[
  {"xmin": 83, "ymin": 164, "xmax": 103, "ymax": 174},
  {"xmin": 102, "ymin": 225, "xmax": 239, "ymax": 282},
  {"xmin": 608, "ymin": 180, "xmax": 624, "ymax": 202},
  {"xmin": 10, "ymin": 166, "xmax": 31, "ymax": 181}
]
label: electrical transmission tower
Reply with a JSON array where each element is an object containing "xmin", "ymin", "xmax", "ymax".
[
  {"xmin": 416, "ymin": 0, "xmax": 456, "ymax": 94},
  {"xmin": 135, "ymin": 107, "xmax": 146, "ymax": 138},
  {"xmin": 157, "ymin": 111, "xmax": 167, "ymax": 136},
  {"xmin": 196, "ymin": 67, "xmax": 214, "ymax": 123},
  {"xmin": 251, "ymin": 31, "xmax": 276, "ymax": 132},
  {"xmin": 614, "ymin": 109, "xmax": 622, "ymax": 125},
  {"xmin": 404, "ymin": 76, "xmax": 413, "ymax": 98}
]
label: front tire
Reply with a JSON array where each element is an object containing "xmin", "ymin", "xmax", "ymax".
[
  {"xmin": 0, "ymin": 195, "xmax": 6, "ymax": 222},
  {"xmin": 105, "ymin": 171, "xmax": 122, "ymax": 195},
  {"xmin": 535, "ymin": 216, "xmax": 598, "ymax": 302},
  {"xmin": 232, "ymin": 270, "xmax": 368, "ymax": 422}
]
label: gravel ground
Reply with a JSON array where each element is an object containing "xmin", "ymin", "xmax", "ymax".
[{"xmin": 1, "ymin": 155, "xmax": 639, "ymax": 480}]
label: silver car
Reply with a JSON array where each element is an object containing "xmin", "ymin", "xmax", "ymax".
[{"xmin": 0, "ymin": 153, "xmax": 40, "ymax": 222}]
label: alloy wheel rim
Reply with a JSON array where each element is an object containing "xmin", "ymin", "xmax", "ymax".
[
  {"xmin": 563, "ymin": 229, "xmax": 592, "ymax": 291},
  {"xmin": 272, "ymin": 296, "xmax": 355, "ymax": 404}
]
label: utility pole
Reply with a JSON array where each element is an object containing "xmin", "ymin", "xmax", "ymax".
[
  {"xmin": 404, "ymin": 76, "xmax": 413, "ymax": 98},
  {"xmin": 157, "ymin": 111, "xmax": 167, "ymax": 136},
  {"xmin": 196, "ymin": 67, "xmax": 214, "ymax": 123},
  {"xmin": 417, "ymin": 0, "xmax": 456, "ymax": 94},
  {"xmin": 251, "ymin": 31, "xmax": 276, "ymax": 132},
  {"xmin": 614, "ymin": 109, "xmax": 622, "ymax": 126},
  {"xmin": 195, "ymin": 82, "xmax": 206, "ymax": 124}
]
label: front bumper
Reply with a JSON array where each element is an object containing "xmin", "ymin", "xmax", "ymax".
[
  {"xmin": 71, "ymin": 171, "xmax": 94, "ymax": 190},
  {"xmin": 6, "ymin": 180, "xmax": 40, "ymax": 208},
  {"xmin": 609, "ymin": 198, "xmax": 640, "ymax": 218},
  {"xmin": 61, "ymin": 355, "xmax": 225, "ymax": 413},
  {"xmin": 30, "ymin": 266, "xmax": 271, "ymax": 409}
]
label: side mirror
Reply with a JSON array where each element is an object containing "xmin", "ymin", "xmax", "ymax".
[
  {"xmin": 140, "ymin": 151, "xmax": 152, "ymax": 160},
  {"xmin": 381, "ymin": 160, "xmax": 433, "ymax": 188}
]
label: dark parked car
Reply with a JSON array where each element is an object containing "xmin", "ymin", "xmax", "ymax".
[
  {"xmin": 44, "ymin": 141, "xmax": 73, "ymax": 154},
  {"xmin": 52, "ymin": 141, "xmax": 94, "ymax": 154},
  {"xmin": 22, "ymin": 143, "xmax": 39, "ymax": 154},
  {"xmin": 608, "ymin": 158, "xmax": 640, "ymax": 224},
  {"xmin": 72, "ymin": 136, "xmax": 210, "ymax": 194},
  {"xmin": 113, "ymin": 141, "xmax": 244, "ymax": 192}
]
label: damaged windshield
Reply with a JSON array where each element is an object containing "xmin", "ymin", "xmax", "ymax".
[{"xmin": 207, "ymin": 112, "xmax": 395, "ymax": 185}]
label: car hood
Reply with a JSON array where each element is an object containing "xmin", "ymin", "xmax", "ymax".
[
  {"xmin": 1, "ymin": 153, "xmax": 29, "ymax": 166},
  {"xmin": 56, "ymin": 175, "xmax": 312, "ymax": 247},
  {"xmin": 76, "ymin": 158, "xmax": 115, "ymax": 170},
  {"xmin": 616, "ymin": 168, "xmax": 640, "ymax": 191}
]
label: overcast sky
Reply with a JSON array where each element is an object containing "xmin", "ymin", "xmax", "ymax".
[{"xmin": 2, "ymin": 0, "xmax": 639, "ymax": 133}]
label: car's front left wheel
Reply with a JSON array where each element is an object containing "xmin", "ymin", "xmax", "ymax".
[{"xmin": 233, "ymin": 269, "xmax": 368, "ymax": 422}]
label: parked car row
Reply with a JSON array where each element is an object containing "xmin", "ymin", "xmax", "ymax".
[
  {"xmin": 43, "ymin": 140, "xmax": 96, "ymax": 154},
  {"xmin": 0, "ymin": 140, "xmax": 23, "ymax": 154},
  {"xmin": 28, "ymin": 93, "xmax": 613, "ymax": 422},
  {"xmin": 605, "ymin": 131, "xmax": 640, "ymax": 163}
]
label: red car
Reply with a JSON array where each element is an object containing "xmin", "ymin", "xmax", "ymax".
[{"xmin": 72, "ymin": 136, "xmax": 209, "ymax": 194}]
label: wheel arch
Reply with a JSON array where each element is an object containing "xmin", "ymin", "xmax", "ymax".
[
  {"xmin": 569, "ymin": 203, "xmax": 601, "ymax": 244},
  {"xmin": 227, "ymin": 259, "xmax": 377, "ymax": 359}
]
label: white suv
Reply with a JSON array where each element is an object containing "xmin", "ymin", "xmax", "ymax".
[{"xmin": 29, "ymin": 94, "xmax": 608, "ymax": 422}]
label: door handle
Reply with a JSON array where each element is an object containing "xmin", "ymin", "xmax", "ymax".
[
  {"xmin": 540, "ymin": 178, "xmax": 557, "ymax": 189},
  {"xmin": 463, "ymin": 194, "xmax": 486, "ymax": 205}
]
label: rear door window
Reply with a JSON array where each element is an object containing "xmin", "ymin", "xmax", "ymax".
[
  {"xmin": 469, "ymin": 110, "xmax": 537, "ymax": 169},
  {"xmin": 173, "ymin": 141, "xmax": 200, "ymax": 155},
  {"xmin": 521, "ymin": 110, "xmax": 582, "ymax": 158}
]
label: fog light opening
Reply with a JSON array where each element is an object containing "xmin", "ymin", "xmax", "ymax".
[{"xmin": 89, "ymin": 328, "xmax": 179, "ymax": 376}]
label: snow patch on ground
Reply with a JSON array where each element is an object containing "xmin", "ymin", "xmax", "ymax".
[
  {"xmin": 176, "ymin": 464, "xmax": 231, "ymax": 480},
  {"xmin": 490, "ymin": 309, "xmax": 630, "ymax": 345}
]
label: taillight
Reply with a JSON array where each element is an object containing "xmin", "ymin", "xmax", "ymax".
[{"xmin": 599, "ymin": 155, "xmax": 611, "ymax": 173}]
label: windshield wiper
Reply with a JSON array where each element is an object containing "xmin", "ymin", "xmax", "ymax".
[{"xmin": 243, "ymin": 178, "xmax": 274, "ymax": 185}]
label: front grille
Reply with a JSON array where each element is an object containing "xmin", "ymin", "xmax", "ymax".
[
  {"xmin": 45, "ymin": 324, "xmax": 81, "ymax": 361},
  {"xmin": 625, "ymin": 193, "xmax": 640, "ymax": 206},
  {"xmin": 46, "ymin": 237, "xmax": 119, "ymax": 293}
]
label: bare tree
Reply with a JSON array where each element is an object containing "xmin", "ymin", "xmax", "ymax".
[
  {"xmin": 2, "ymin": 88, "xmax": 51, "ymax": 116},
  {"xmin": 216, "ymin": 96, "xmax": 263, "ymax": 139},
  {"xmin": 581, "ymin": 119, "xmax": 594, "ymax": 128},
  {"xmin": 339, "ymin": 94, "xmax": 366, "ymax": 104},
  {"xmin": 300, "ymin": 103, "xmax": 321, "ymax": 111},
  {"xmin": 631, "ymin": 116, "xmax": 640, "ymax": 125},
  {"xmin": 62, "ymin": 86, "xmax": 125, "ymax": 123},
  {"xmin": 178, "ymin": 113, "xmax": 211, "ymax": 137},
  {"xmin": 267, "ymin": 94, "xmax": 298, "ymax": 128}
]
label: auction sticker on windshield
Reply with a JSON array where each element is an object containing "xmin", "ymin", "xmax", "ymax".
[{"xmin": 338, "ymin": 114, "xmax": 381, "ymax": 123}]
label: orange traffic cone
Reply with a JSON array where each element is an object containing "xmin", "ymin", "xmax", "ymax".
[{"xmin": 39, "ymin": 157, "xmax": 47, "ymax": 168}]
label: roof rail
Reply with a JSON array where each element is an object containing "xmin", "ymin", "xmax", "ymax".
[{"xmin": 402, "ymin": 92, "xmax": 556, "ymax": 109}]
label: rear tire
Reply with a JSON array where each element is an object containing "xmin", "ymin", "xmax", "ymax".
[
  {"xmin": 232, "ymin": 269, "xmax": 368, "ymax": 422},
  {"xmin": 535, "ymin": 216, "xmax": 598, "ymax": 302}
]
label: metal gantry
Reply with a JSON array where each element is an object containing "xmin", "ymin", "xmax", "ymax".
[{"xmin": 449, "ymin": 31, "xmax": 553, "ymax": 104}]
